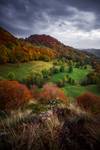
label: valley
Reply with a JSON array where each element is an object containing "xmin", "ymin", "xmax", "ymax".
[
  {"xmin": 0, "ymin": 26, "xmax": 100, "ymax": 150},
  {"xmin": 0, "ymin": 0, "xmax": 100, "ymax": 149},
  {"xmin": 0, "ymin": 60, "xmax": 99, "ymax": 99}
]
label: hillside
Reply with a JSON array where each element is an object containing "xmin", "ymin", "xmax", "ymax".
[
  {"xmin": 0, "ymin": 27, "xmax": 100, "ymax": 150},
  {"xmin": 0, "ymin": 27, "xmax": 57, "ymax": 63},
  {"xmin": 0, "ymin": 27, "xmax": 98, "ymax": 64},
  {"xmin": 0, "ymin": 27, "xmax": 18, "ymax": 45},
  {"xmin": 26, "ymin": 34, "xmax": 61, "ymax": 48},
  {"xmin": 26, "ymin": 34, "xmax": 92, "ymax": 62}
]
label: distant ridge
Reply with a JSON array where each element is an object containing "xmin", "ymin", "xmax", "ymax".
[{"xmin": 81, "ymin": 49, "xmax": 100, "ymax": 58}]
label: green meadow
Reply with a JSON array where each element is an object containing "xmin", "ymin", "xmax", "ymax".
[
  {"xmin": 0, "ymin": 61, "xmax": 53, "ymax": 81},
  {"xmin": 51, "ymin": 66, "xmax": 92, "ymax": 83},
  {"xmin": 50, "ymin": 66, "xmax": 99, "ymax": 98},
  {"xmin": 62, "ymin": 84, "xmax": 99, "ymax": 98},
  {"xmin": 0, "ymin": 61, "xmax": 99, "ymax": 98}
]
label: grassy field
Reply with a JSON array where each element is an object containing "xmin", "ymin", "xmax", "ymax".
[
  {"xmin": 0, "ymin": 61, "xmax": 53, "ymax": 81},
  {"xmin": 0, "ymin": 61, "xmax": 99, "ymax": 98},
  {"xmin": 50, "ymin": 66, "xmax": 99, "ymax": 98},
  {"xmin": 62, "ymin": 84, "xmax": 100, "ymax": 99},
  {"xmin": 69, "ymin": 67, "xmax": 91, "ymax": 81},
  {"xmin": 51, "ymin": 66, "xmax": 92, "ymax": 83}
]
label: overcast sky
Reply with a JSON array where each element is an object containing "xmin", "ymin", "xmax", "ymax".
[{"xmin": 0, "ymin": 0, "xmax": 100, "ymax": 48}]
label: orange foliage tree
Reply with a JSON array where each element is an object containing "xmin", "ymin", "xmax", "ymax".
[
  {"xmin": 76, "ymin": 92, "xmax": 100, "ymax": 114},
  {"xmin": 0, "ymin": 45, "xmax": 9, "ymax": 63},
  {"xmin": 0, "ymin": 80, "xmax": 32, "ymax": 112}
]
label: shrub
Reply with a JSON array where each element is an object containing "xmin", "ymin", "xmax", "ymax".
[
  {"xmin": 68, "ymin": 77, "xmax": 75, "ymax": 85},
  {"xmin": 56, "ymin": 76, "xmax": 67, "ymax": 87},
  {"xmin": 60, "ymin": 65, "xmax": 65, "ymax": 72},
  {"xmin": 0, "ymin": 80, "xmax": 32, "ymax": 112},
  {"xmin": 37, "ymin": 83, "xmax": 67, "ymax": 104},
  {"xmin": 26, "ymin": 72, "xmax": 45, "ymax": 88},
  {"xmin": 76, "ymin": 92, "xmax": 100, "ymax": 114},
  {"xmin": 56, "ymin": 80, "xmax": 65, "ymax": 87},
  {"xmin": 50, "ymin": 66, "xmax": 60, "ymax": 74},
  {"xmin": 42, "ymin": 69, "xmax": 49, "ymax": 79},
  {"xmin": 7, "ymin": 72, "xmax": 15, "ymax": 80},
  {"xmin": 68, "ymin": 65, "xmax": 73, "ymax": 73},
  {"xmin": 86, "ymin": 72, "xmax": 97, "ymax": 84}
]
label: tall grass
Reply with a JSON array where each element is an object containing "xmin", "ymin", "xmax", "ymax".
[{"xmin": 0, "ymin": 105, "xmax": 99, "ymax": 150}]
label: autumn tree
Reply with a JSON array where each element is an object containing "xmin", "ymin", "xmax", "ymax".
[
  {"xmin": 0, "ymin": 80, "xmax": 32, "ymax": 112},
  {"xmin": 0, "ymin": 45, "xmax": 9, "ymax": 63}
]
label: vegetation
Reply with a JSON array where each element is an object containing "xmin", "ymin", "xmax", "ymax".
[
  {"xmin": 76, "ymin": 92, "xmax": 100, "ymax": 114},
  {"xmin": 62, "ymin": 84, "xmax": 100, "ymax": 98},
  {"xmin": 51, "ymin": 66, "xmax": 92, "ymax": 83},
  {"xmin": 0, "ymin": 27, "xmax": 100, "ymax": 150},
  {"xmin": 0, "ymin": 102, "xmax": 100, "ymax": 150},
  {"xmin": 7, "ymin": 72, "xmax": 15, "ymax": 80},
  {"xmin": 0, "ymin": 61, "xmax": 53, "ymax": 81},
  {"xmin": 33, "ymin": 83, "xmax": 68, "ymax": 104},
  {"xmin": 0, "ymin": 80, "xmax": 32, "ymax": 112}
]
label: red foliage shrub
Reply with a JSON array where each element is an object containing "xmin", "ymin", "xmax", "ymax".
[
  {"xmin": 0, "ymin": 80, "xmax": 32, "ymax": 112},
  {"xmin": 76, "ymin": 92, "xmax": 100, "ymax": 114},
  {"xmin": 37, "ymin": 83, "xmax": 67, "ymax": 104}
]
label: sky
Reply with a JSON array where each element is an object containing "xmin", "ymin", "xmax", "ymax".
[{"xmin": 0, "ymin": 0, "xmax": 100, "ymax": 49}]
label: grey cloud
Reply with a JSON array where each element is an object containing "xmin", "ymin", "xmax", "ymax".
[{"xmin": 0, "ymin": 0, "xmax": 100, "ymax": 48}]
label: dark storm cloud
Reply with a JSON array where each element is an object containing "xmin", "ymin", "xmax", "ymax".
[
  {"xmin": 0, "ymin": 0, "xmax": 99, "ymax": 32},
  {"xmin": 0, "ymin": 0, "xmax": 100, "ymax": 48},
  {"xmin": 61, "ymin": 0, "xmax": 100, "ymax": 11}
]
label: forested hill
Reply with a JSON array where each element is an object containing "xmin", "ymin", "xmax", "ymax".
[
  {"xmin": 26, "ymin": 34, "xmax": 93, "ymax": 61},
  {"xmin": 0, "ymin": 26, "xmax": 98, "ymax": 64}
]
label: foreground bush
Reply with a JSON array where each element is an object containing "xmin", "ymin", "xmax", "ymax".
[
  {"xmin": 0, "ymin": 80, "xmax": 32, "ymax": 112},
  {"xmin": 32, "ymin": 83, "xmax": 67, "ymax": 104},
  {"xmin": 76, "ymin": 92, "xmax": 100, "ymax": 115},
  {"xmin": 40, "ymin": 83, "xmax": 68, "ymax": 104}
]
